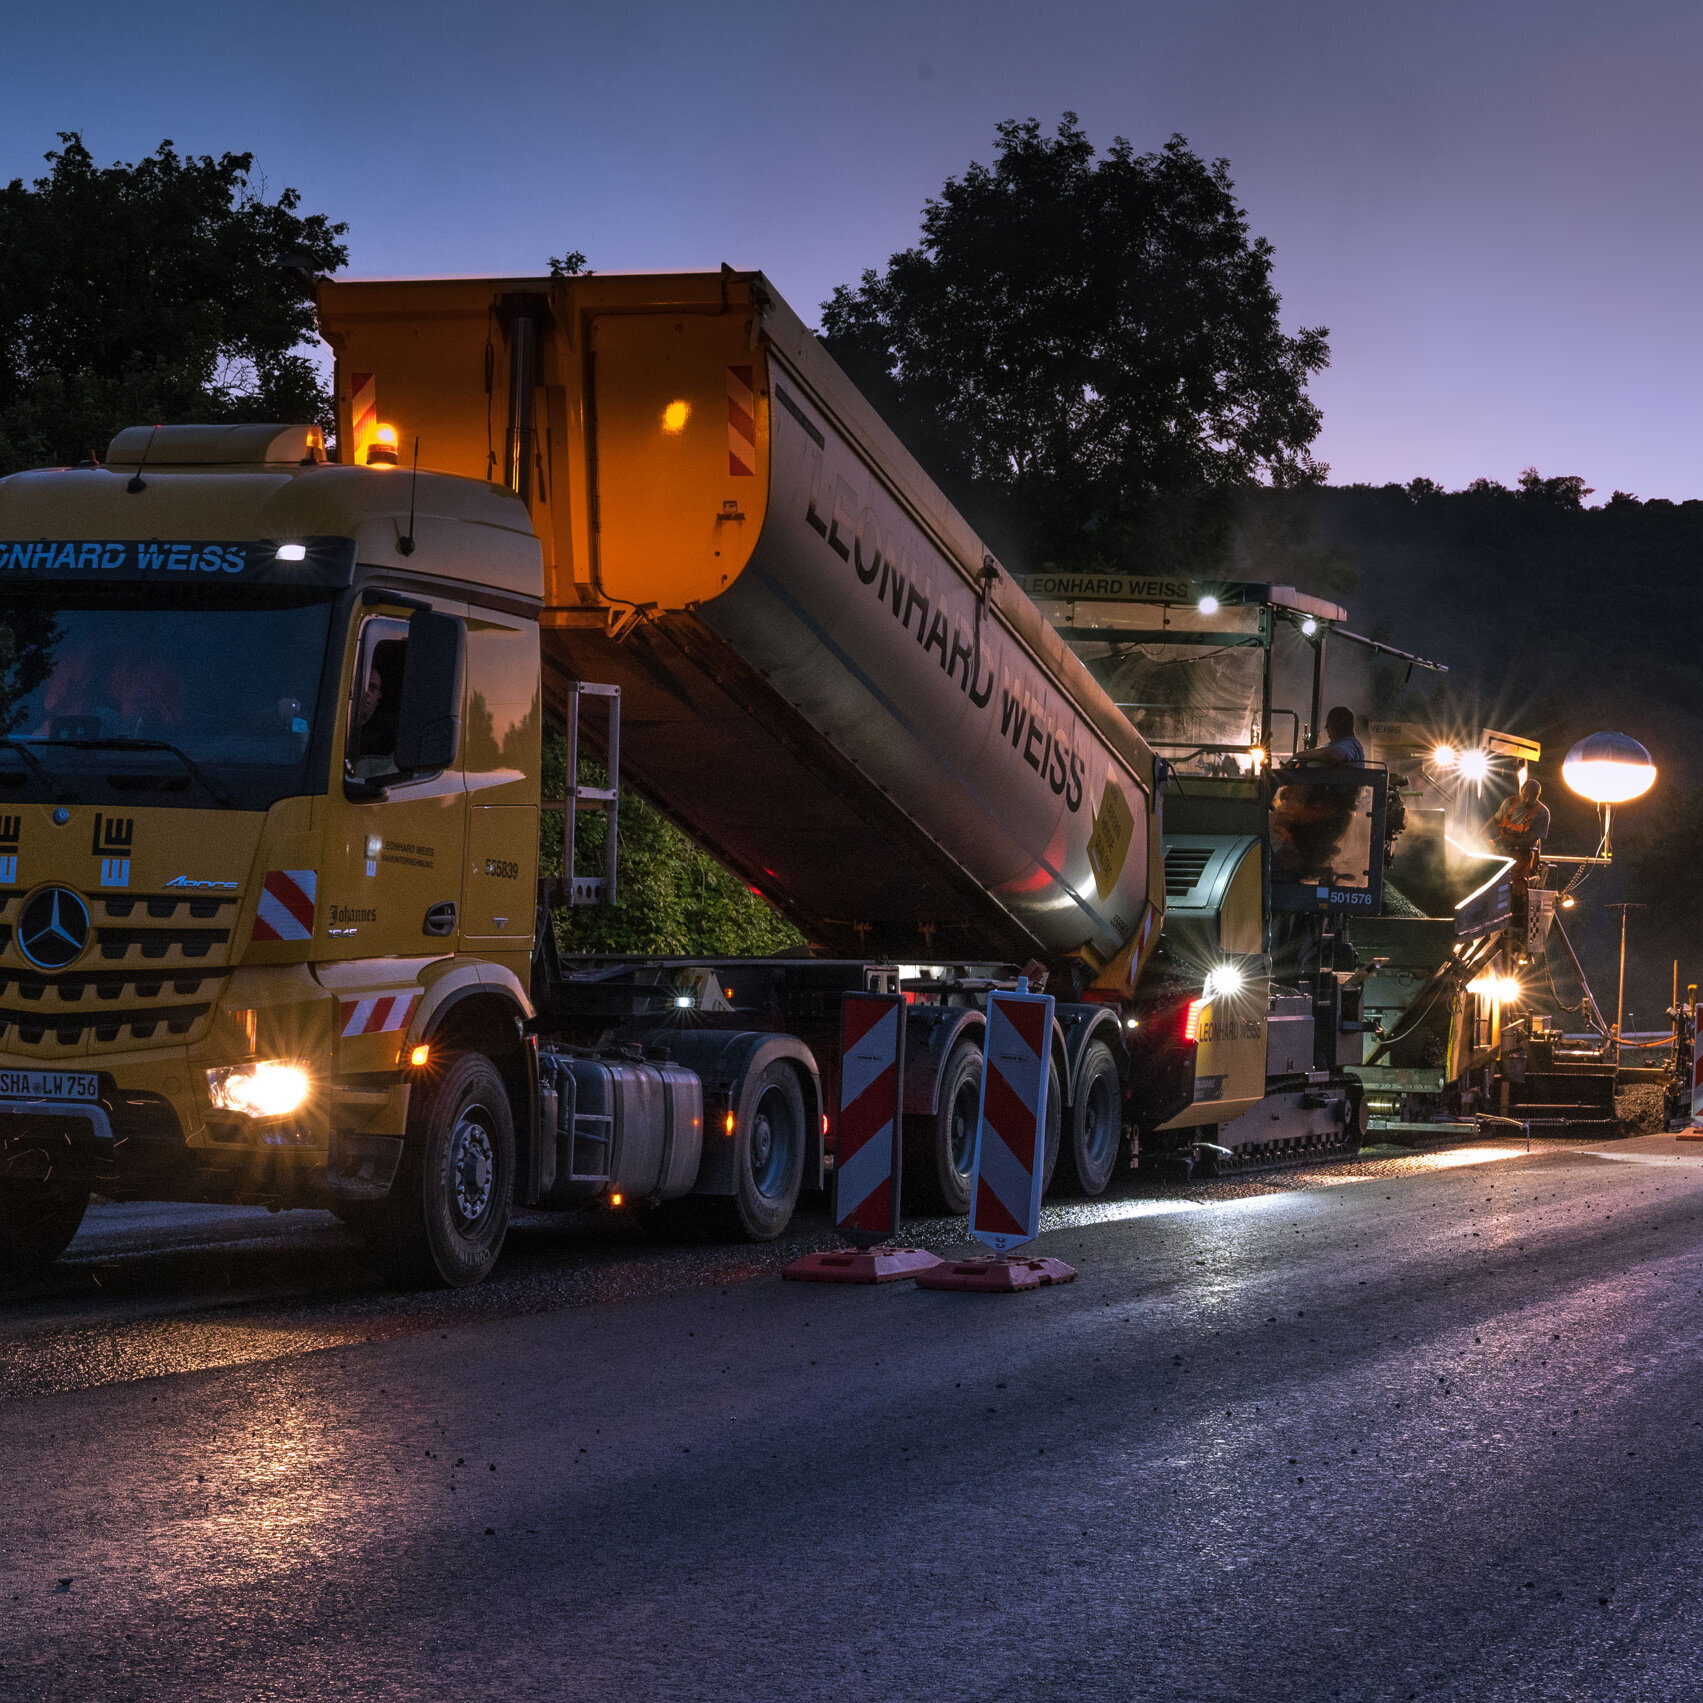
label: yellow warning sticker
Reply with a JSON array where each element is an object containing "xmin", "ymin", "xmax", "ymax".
[{"xmin": 1086, "ymin": 779, "xmax": 1135, "ymax": 900}]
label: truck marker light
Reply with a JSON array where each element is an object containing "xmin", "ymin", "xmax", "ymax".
[
  {"xmin": 725, "ymin": 1110, "xmax": 737, "ymax": 1136},
  {"xmin": 1183, "ymin": 998, "xmax": 1205, "ymax": 1043},
  {"xmin": 661, "ymin": 400, "xmax": 690, "ymax": 434},
  {"xmin": 609, "ymin": 1192, "xmax": 624, "ymax": 1207},
  {"xmin": 409, "ymin": 1044, "xmax": 430, "ymax": 1068},
  {"xmin": 275, "ymin": 543, "xmax": 307, "ymax": 562}
]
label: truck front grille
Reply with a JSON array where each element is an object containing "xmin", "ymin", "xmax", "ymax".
[
  {"xmin": 94, "ymin": 894, "xmax": 235, "ymax": 962},
  {"xmin": 0, "ymin": 892, "xmax": 238, "ymax": 1055},
  {"xmin": 0, "ymin": 998, "xmax": 215, "ymax": 1047},
  {"xmin": 0, "ymin": 969, "xmax": 225, "ymax": 1050}
]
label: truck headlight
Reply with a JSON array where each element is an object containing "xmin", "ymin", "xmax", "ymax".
[{"xmin": 207, "ymin": 1061, "xmax": 311, "ymax": 1119}]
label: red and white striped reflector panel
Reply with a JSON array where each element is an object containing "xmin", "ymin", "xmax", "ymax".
[
  {"xmin": 969, "ymin": 989, "xmax": 1055, "ymax": 1255},
  {"xmin": 1691, "ymin": 1026, "xmax": 1703, "ymax": 1126},
  {"xmin": 339, "ymin": 991, "xmax": 420, "ymax": 1039},
  {"xmin": 252, "ymin": 869, "xmax": 317, "ymax": 943},
  {"xmin": 834, "ymin": 992, "xmax": 905, "ymax": 1236},
  {"xmin": 727, "ymin": 365, "xmax": 757, "ymax": 477},
  {"xmin": 350, "ymin": 371, "xmax": 378, "ymax": 461}
]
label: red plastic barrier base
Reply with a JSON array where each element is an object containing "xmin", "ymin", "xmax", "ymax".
[
  {"xmin": 1677, "ymin": 1128, "xmax": 1703, "ymax": 1141},
  {"xmin": 782, "ymin": 1246, "xmax": 944, "ymax": 1284},
  {"xmin": 914, "ymin": 1254, "xmax": 1078, "ymax": 1292}
]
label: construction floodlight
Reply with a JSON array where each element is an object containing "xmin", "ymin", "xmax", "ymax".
[{"xmin": 1563, "ymin": 732, "xmax": 1656, "ymax": 805}]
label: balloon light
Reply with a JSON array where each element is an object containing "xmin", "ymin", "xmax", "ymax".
[{"xmin": 1563, "ymin": 732, "xmax": 1656, "ymax": 805}]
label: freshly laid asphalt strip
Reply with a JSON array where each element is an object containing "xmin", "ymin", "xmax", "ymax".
[{"xmin": 4, "ymin": 1135, "xmax": 1703, "ymax": 1701}]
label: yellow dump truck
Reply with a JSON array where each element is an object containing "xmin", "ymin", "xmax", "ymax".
[{"xmin": 0, "ymin": 270, "xmax": 1382, "ymax": 1284}]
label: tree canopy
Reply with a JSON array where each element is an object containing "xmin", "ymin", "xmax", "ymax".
[
  {"xmin": 821, "ymin": 116, "xmax": 1330, "ymax": 575},
  {"xmin": 0, "ymin": 134, "xmax": 347, "ymax": 474}
]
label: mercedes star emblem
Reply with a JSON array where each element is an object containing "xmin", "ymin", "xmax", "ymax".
[{"xmin": 17, "ymin": 886, "xmax": 91, "ymax": 970}]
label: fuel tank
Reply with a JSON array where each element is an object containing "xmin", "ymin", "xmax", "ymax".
[{"xmin": 316, "ymin": 271, "xmax": 1159, "ymax": 970}]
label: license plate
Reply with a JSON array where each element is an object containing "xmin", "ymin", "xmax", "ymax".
[{"xmin": 0, "ymin": 1070, "xmax": 100, "ymax": 1101}]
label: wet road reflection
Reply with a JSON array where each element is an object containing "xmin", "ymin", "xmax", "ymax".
[{"xmin": 0, "ymin": 1139, "xmax": 1543, "ymax": 1403}]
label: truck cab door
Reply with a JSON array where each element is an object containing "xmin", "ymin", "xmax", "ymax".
[
  {"xmin": 320, "ymin": 599, "xmax": 470, "ymax": 962},
  {"xmin": 459, "ymin": 609, "xmax": 541, "ymax": 960}
]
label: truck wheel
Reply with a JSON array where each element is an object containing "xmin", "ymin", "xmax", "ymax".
[
  {"xmin": 729, "ymin": 1061, "xmax": 807, "ymax": 1240},
  {"xmin": 906, "ymin": 1037, "xmax": 981, "ymax": 1216},
  {"xmin": 651, "ymin": 1060, "xmax": 808, "ymax": 1243},
  {"xmin": 1057, "ymin": 1040, "xmax": 1121, "ymax": 1196},
  {"xmin": 1040, "ymin": 1056, "xmax": 1063, "ymax": 1195},
  {"xmin": 389, "ymin": 1052, "xmax": 515, "ymax": 1287},
  {"xmin": 0, "ymin": 1179, "xmax": 89, "ymax": 1274}
]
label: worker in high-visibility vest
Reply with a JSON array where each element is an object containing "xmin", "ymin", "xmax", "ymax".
[{"xmin": 1490, "ymin": 778, "xmax": 1551, "ymax": 879}]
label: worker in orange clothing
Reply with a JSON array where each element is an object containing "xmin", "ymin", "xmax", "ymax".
[{"xmin": 1490, "ymin": 778, "xmax": 1551, "ymax": 881}]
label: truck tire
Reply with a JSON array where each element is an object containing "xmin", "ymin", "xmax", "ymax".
[
  {"xmin": 0, "ymin": 1179, "xmax": 89, "ymax": 1274},
  {"xmin": 387, "ymin": 1052, "xmax": 515, "ymax": 1287},
  {"xmin": 647, "ymin": 1060, "xmax": 807, "ymax": 1243},
  {"xmin": 1040, "ymin": 1056, "xmax": 1063, "ymax": 1196},
  {"xmin": 1057, "ymin": 1040, "xmax": 1121, "ymax": 1197},
  {"xmin": 906, "ymin": 1036, "xmax": 982, "ymax": 1216},
  {"xmin": 726, "ymin": 1060, "xmax": 807, "ymax": 1240}
]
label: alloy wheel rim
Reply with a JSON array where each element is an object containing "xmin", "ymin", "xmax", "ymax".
[
  {"xmin": 1083, "ymin": 1075, "xmax": 1118, "ymax": 1169},
  {"xmin": 950, "ymin": 1074, "xmax": 980, "ymax": 1179},
  {"xmin": 748, "ymin": 1085, "xmax": 796, "ymax": 1199},
  {"xmin": 447, "ymin": 1104, "xmax": 496, "ymax": 1229}
]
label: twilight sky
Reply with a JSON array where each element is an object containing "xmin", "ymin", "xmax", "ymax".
[{"xmin": 4, "ymin": 0, "xmax": 1700, "ymax": 498}]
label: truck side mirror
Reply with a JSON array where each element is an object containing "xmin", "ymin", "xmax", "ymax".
[{"xmin": 393, "ymin": 609, "xmax": 464, "ymax": 775}]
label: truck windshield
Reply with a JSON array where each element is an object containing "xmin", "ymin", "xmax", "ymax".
[{"xmin": 0, "ymin": 589, "xmax": 336, "ymax": 810}]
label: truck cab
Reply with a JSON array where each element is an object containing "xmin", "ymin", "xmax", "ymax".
[{"xmin": 0, "ymin": 423, "xmax": 544, "ymax": 1281}]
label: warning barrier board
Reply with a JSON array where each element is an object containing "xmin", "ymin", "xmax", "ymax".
[
  {"xmin": 1684, "ymin": 1021, "xmax": 1703, "ymax": 1137},
  {"xmin": 969, "ymin": 987, "xmax": 1054, "ymax": 1255},
  {"xmin": 833, "ymin": 991, "xmax": 906, "ymax": 1241}
]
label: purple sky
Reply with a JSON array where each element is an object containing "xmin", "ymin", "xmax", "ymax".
[{"xmin": 6, "ymin": 0, "xmax": 1700, "ymax": 498}]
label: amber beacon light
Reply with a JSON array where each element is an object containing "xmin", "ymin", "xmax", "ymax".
[{"xmin": 365, "ymin": 423, "xmax": 401, "ymax": 466}]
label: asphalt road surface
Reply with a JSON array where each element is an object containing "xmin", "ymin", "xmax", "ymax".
[{"xmin": 5, "ymin": 1133, "xmax": 1703, "ymax": 1701}]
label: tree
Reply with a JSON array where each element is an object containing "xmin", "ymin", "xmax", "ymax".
[
  {"xmin": 1517, "ymin": 467, "xmax": 1592, "ymax": 509},
  {"xmin": 0, "ymin": 134, "xmax": 347, "ymax": 474},
  {"xmin": 820, "ymin": 116, "xmax": 1330, "ymax": 575},
  {"xmin": 539, "ymin": 742, "xmax": 802, "ymax": 958}
]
